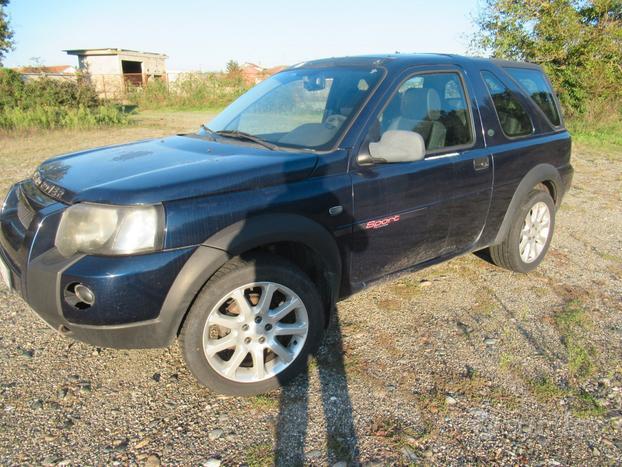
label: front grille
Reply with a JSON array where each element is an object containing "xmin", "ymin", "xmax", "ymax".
[{"xmin": 16, "ymin": 189, "xmax": 36, "ymax": 228}]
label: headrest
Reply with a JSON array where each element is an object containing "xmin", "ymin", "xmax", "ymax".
[{"xmin": 401, "ymin": 88, "xmax": 441, "ymax": 121}]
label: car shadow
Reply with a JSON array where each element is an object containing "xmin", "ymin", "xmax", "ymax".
[{"xmin": 274, "ymin": 311, "xmax": 359, "ymax": 465}]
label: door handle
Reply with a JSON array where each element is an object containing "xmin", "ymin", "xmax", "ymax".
[{"xmin": 473, "ymin": 157, "xmax": 490, "ymax": 171}]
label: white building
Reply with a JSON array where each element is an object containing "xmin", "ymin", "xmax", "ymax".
[{"xmin": 65, "ymin": 48, "xmax": 168, "ymax": 98}]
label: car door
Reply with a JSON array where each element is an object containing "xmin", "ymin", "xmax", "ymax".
[
  {"xmin": 349, "ymin": 68, "xmax": 480, "ymax": 285},
  {"xmin": 442, "ymin": 68, "xmax": 493, "ymax": 252}
]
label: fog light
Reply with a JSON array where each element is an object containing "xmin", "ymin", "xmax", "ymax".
[
  {"xmin": 74, "ymin": 284, "xmax": 95, "ymax": 306},
  {"xmin": 64, "ymin": 282, "xmax": 95, "ymax": 310}
]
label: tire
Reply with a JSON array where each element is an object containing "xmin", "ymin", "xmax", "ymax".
[
  {"xmin": 489, "ymin": 189, "xmax": 556, "ymax": 273},
  {"xmin": 179, "ymin": 253, "xmax": 325, "ymax": 395}
]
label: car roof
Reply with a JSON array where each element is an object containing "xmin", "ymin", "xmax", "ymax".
[{"xmin": 292, "ymin": 53, "xmax": 541, "ymax": 71}]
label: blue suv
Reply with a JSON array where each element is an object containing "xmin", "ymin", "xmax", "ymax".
[{"xmin": 0, "ymin": 54, "xmax": 573, "ymax": 395}]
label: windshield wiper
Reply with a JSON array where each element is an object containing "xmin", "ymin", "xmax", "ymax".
[
  {"xmin": 215, "ymin": 130, "xmax": 279, "ymax": 151},
  {"xmin": 198, "ymin": 124, "xmax": 217, "ymax": 141}
]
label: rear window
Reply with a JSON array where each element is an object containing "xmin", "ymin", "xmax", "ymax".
[
  {"xmin": 482, "ymin": 71, "xmax": 533, "ymax": 138},
  {"xmin": 505, "ymin": 67, "xmax": 561, "ymax": 126}
]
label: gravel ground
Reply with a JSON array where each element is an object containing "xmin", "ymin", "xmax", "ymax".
[{"xmin": 0, "ymin": 119, "xmax": 621, "ymax": 465}]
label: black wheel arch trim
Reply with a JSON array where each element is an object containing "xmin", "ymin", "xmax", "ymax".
[
  {"xmin": 493, "ymin": 163, "xmax": 562, "ymax": 245},
  {"xmin": 159, "ymin": 213, "xmax": 342, "ymax": 345},
  {"xmin": 158, "ymin": 246, "xmax": 232, "ymax": 345},
  {"xmin": 204, "ymin": 213, "xmax": 342, "ymax": 303}
]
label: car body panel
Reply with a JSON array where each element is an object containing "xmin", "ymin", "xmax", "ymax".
[{"xmin": 36, "ymin": 136, "xmax": 320, "ymax": 205}]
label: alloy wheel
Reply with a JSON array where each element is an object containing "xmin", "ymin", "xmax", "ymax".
[
  {"xmin": 519, "ymin": 201, "xmax": 551, "ymax": 263},
  {"xmin": 202, "ymin": 282, "xmax": 309, "ymax": 383}
]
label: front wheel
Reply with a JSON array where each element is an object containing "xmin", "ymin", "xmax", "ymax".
[
  {"xmin": 489, "ymin": 188, "xmax": 556, "ymax": 273},
  {"xmin": 180, "ymin": 253, "xmax": 324, "ymax": 395}
]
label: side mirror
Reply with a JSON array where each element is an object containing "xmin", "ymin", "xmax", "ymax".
[{"xmin": 368, "ymin": 130, "xmax": 426, "ymax": 163}]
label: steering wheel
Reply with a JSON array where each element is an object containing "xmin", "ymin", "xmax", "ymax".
[{"xmin": 324, "ymin": 114, "xmax": 347, "ymax": 130}]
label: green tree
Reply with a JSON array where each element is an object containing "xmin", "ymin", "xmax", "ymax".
[
  {"xmin": 0, "ymin": 0, "xmax": 14, "ymax": 66},
  {"xmin": 471, "ymin": 0, "xmax": 622, "ymax": 117},
  {"xmin": 225, "ymin": 60, "xmax": 242, "ymax": 76},
  {"xmin": 225, "ymin": 59, "xmax": 244, "ymax": 86}
]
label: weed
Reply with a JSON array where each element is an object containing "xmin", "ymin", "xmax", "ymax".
[
  {"xmin": 377, "ymin": 297, "xmax": 402, "ymax": 311},
  {"xmin": 245, "ymin": 442, "xmax": 273, "ymax": 467},
  {"xmin": 369, "ymin": 414, "xmax": 406, "ymax": 439},
  {"xmin": 127, "ymin": 73, "xmax": 249, "ymax": 110},
  {"xmin": 327, "ymin": 435, "xmax": 355, "ymax": 462},
  {"xmin": 248, "ymin": 394, "xmax": 279, "ymax": 411},
  {"xmin": 567, "ymin": 117, "xmax": 622, "ymax": 151},
  {"xmin": 572, "ymin": 390, "xmax": 605, "ymax": 418},
  {"xmin": 554, "ymin": 300, "xmax": 588, "ymax": 331},
  {"xmin": 596, "ymin": 250, "xmax": 622, "ymax": 263},
  {"xmin": 0, "ymin": 69, "xmax": 129, "ymax": 130},
  {"xmin": 489, "ymin": 386, "xmax": 521, "ymax": 411},
  {"xmin": 529, "ymin": 376, "xmax": 567, "ymax": 402},
  {"xmin": 472, "ymin": 288, "xmax": 497, "ymax": 317},
  {"xmin": 553, "ymin": 300, "xmax": 597, "ymax": 380},
  {"xmin": 414, "ymin": 389, "xmax": 448, "ymax": 414},
  {"xmin": 566, "ymin": 338, "xmax": 596, "ymax": 379},
  {"xmin": 499, "ymin": 352, "xmax": 516, "ymax": 371},
  {"xmin": 0, "ymin": 105, "xmax": 130, "ymax": 131}
]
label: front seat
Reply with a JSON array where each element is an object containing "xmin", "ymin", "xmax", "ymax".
[{"xmin": 389, "ymin": 88, "xmax": 446, "ymax": 150}]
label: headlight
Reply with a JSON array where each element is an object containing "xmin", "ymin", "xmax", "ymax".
[{"xmin": 55, "ymin": 203, "xmax": 164, "ymax": 257}]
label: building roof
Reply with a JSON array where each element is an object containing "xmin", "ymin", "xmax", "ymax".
[
  {"xmin": 64, "ymin": 48, "xmax": 168, "ymax": 58},
  {"xmin": 13, "ymin": 65, "xmax": 75, "ymax": 74}
]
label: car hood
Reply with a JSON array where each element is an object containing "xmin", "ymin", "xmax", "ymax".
[{"xmin": 34, "ymin": 136, "xmax": 319, "ymax": 205}]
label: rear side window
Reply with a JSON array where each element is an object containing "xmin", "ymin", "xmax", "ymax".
[
  {"xmin": 505, "ymin": 67, "xmax": 561, "ymax": 126},
  {"xmin": 482, "ymin": 71, "xmax": 533, "ymax": 138}
]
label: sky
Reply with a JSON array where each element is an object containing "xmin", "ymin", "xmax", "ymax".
[{"xmin": 4, "ymin": 0, "xmax": 481, "ymax": 71}]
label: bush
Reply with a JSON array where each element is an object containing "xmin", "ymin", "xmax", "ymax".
[
  {"xmin": 0, "ymin": 104, "xmax": 130, "ymax": 131},
  {"xmin": 24, "ymin": 75, "xmax": 99, "ymax": 109},
  {"xmin": 0, "ymin": 68, "xmax": 128, "ymax": 130},
  {"xmin": 127, "ymin": 73, "xmax": 249, "ymax": 110},
  {"xmin": 0, "ymin": 67, "xmax": 23, "ymax": 107}
]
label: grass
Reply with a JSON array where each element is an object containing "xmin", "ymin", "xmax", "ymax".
[
  {"xmin": 553, "ymin": 299, "xmax": 589, "ymax": 331},
  {"xmin": 127, "ymin": 74, "xmax": 249, "ymax": 110},
  {"xmin": 567, "ymin": 117, "xmax": 622, "ymax": 151},
  {"xmin": 0, "ymin": 105, "xmax": 130, "ymax": 131},
  {"xmin": 553, "ymin": 300, "xmax": 596, "ymax": 380},
  {"xmin": 248, "ymin": 394, "xmax": 279, "ymax": 411},
  {"xmin": 245, "ymin": 442, "xmax": 273, "ymax": 467},
  {"xmin": 529, "ymin": 376, "xmax": 567, "ymax": 402},
  {"xmin": 595, "ymin": 250, "xmax": 622, "ymax": 263},
  {"xmin": 495, "ymin": 300, "xmax": 605, "ymax": 418},
  {"xmin": 499, "ymin": 352, "xmax": 516, "ymax": 371},
  {"xmin": 566, "ymin": 339, "xmax": 596, "ymax": 379},
  {"xmin": 572, "ymin": 390, "xmax": 606, "ymax": 418},
  {"xmin": 327, "ymin": 435, "xmax": 355, "ymax": 463},
  {"xmin": 369, "ymin": 414, "xmax": 430, "ymax": 452}
]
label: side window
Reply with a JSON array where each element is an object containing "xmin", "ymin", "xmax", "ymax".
[
  {"xmin": 504, "ymin": 67, "xmax": 561, "ymax": 126},
  {"xmin": 376, "ymin": 72, "xmax": 473, "ymax": 152},
  {"xmin": 482, "ymin": 71, "xmax": 533, "ymax": 138}
]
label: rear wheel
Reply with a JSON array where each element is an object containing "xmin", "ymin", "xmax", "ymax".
[
  {"xmin": 180, "ymin": 253, "xmax": 324, "ymax": 395},
  {"xmin": 489, "ymin": 189, "xmax": 555, "ymax": 273}
]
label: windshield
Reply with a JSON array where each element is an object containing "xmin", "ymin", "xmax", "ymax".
[{"xmin": 207, "ymin": 66, "xmax": 384, "ymax": 150}]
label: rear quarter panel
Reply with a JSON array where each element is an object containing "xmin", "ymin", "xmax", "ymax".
[{"xmin": 463, "ymin": 61, "xmax": 572, "ymax": 247}]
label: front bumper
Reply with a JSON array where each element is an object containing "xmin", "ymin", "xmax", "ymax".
[{"xmin": 1, "ymin": 181, "xmax": 198, "ymax": 348}]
